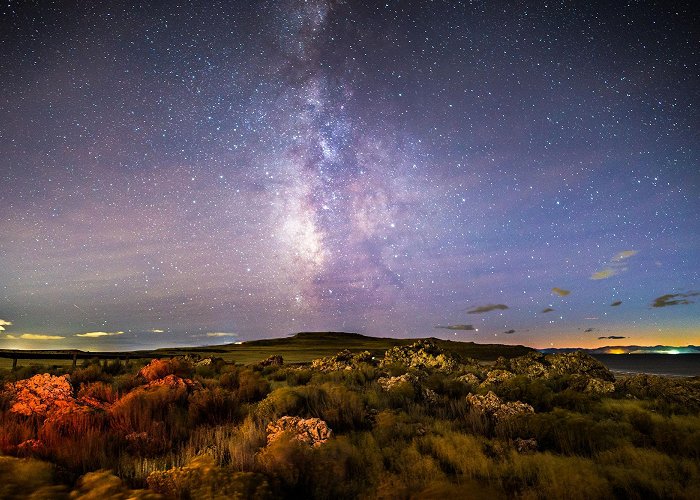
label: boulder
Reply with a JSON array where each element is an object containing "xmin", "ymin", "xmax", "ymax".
[
  {"xmin": 265, "ymin": 416, "xmax": 333, "ymax": 447},
  {"xmin": 466, "ymin": 391, "xmax": 534, "ymax": 422}
]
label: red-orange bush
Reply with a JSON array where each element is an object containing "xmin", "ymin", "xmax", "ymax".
[{"xmin": 138, "ymin": 358, "xmax": 193, "ymax": 382}]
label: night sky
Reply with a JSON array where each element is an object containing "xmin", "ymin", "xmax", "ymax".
[{"xmin": 1, "ymin": 0, "xmax": 698, "ymax": 350}]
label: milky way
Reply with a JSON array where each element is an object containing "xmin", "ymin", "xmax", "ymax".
[{"xmin": 0, "ymin": 1, "xmax": 698, "ymax": 349}]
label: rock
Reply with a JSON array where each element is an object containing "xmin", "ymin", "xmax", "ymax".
[
  {"xmin": 466, "ymin": 391, "xmax": 534, "ymax": 422},
  {"xmin": 380, "ymin": 340, "xmax": 460, "ymax": 372},
  {"xmin": 480, "ymin": 369, "xmax": 516, "ymax": 387},
  {"xmin": 422, "ymin": 387, "xmax": 440, "ymax": 405},
  {"xmin": 311, "ymin": 350, "xmax": 374, "ymax": 371},
  {"xmin": 377, "ymin": 374, "xmax": 418, "ymax": 391},
  {"xmin": 497, "ymin": 353, "xmax": 549, "ymax": 378},
  {"xmin": 259, "ymin": 355, "xmax": 284, "ymax": 367},
  {"xmin": 584, "ymin": 377, "xmax": 615, "ymax": 395},
  {"xmin": 266, "ymin": 416, "xmax": 333, "ymax": 447},
  {"xmin": 456, "ymin": 373, "xmax": 482, "ymax": 386},
  {"xmin": 514, "ymin": 437, "xmax": 538, "ymax": 454},
  {"xmin": 195, "ymin": 357, "xmax": 223, "ymax": 367}
]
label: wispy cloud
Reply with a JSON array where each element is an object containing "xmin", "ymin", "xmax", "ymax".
[
  {"xmin": 435, "ymin": 324, "xmax": 476, "ymax": 331},
  {"xmin": 551, "ymin": 287, "xmax": 570, "ymax": 296},
  {"xmin": 541, "ymin": 307, "xmax": 554, "ymax": 313},
  {"xmin": 610, "ymin": 300, "xmax": 622, "ymax": 307},
  {"xmin": 598, "ymin": 335, "xmax": 627, "ymax": 340},
  {"xmin": 591, "ymin": 250, "xmax": 638, "ymax": 280},
  {"xmin": 6, "ymin": 333, "xmax": 65, "ymax": 340},
  {"xmin": 75, "ymin": 331, "xmax": 125, "ymax": 337},
  {"xmin": 0, "ymin": 319, "xmax": 12, "ymax": 332},
  {"xmin": 591, "ymin": 269, "xmax": 616, "ymax": 280},
  {"xmin": 202, "ymin": 332, "xmax": 239, "ymax": 338},
  {"xmin": 651, "ymin": 292, "xmax": 699, "ymax": 308},
  {"xmin": 611, "ymin": 250, "xmax": 638, "ymax": 262},
  {"xmin": 467, "ymin": 304, "xmax": 508, "ymax": 314},
  {"xmin": 503, "ymin": 329, "xmax": 516, "ymax": 334}
]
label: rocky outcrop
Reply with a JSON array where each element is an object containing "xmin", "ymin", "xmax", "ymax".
[
  {"xmin": 466, "ymin": 391, "xmax": 534, "ymax": 422},
  {"xmin": 544, "ymin": 351, "xmax": 615, "ymax": 381},
  {"xmin": 495, "ymin": 351, "xmax": 615, "ymax": 382},
  {"xmin": 380, "ymin": 340, "xmax": 460, "ymax": 372},
  {"xmin": 195, "ymin": 357, "xmax": 223, "ymax": 367},
  {"xmin": 488, "ymin": 351, "xmax": 616, "ymax": 394},
  {"xmin": 311, "ymin": 350, "xmax": 374, "ymax": 371},
  {"xmin": 457, "ymin": 373, "xmax": 482, "ymax": 387},
  {"xmin": 377, "ymin": 374, "xmax": 440, "ymax": 404},
  {"xmin": 377, "ymin": 374, "xmax": 418, "ymax": 391},
  {"xmin": 265, "ymin": 416, "xmax": 333, "ymax": 447},
  {"xmin": 584, "ymin": 377, "xmax": 615, "ymax": 395},
  {"xmin": 259, "ymin": 355, "xmax": 284, "ymax": 367},
  {"xmin": 616, "ymin": 374, "xmax": 700, "ymax": 411},
  {"xmin": 480, "ymin": 369, "xmax": 515, "ymax": 387},
  {"xmin": 495, "ymin": 351, "xmax": 614, "ymax": 381}
]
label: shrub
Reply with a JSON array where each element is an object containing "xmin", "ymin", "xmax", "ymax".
[
  {"xmin": 78, "ymin": 382, "xmax": 118, "ymax": 405},
  {"xmin": 147, "ymin": 455, "xmax": 272, "ymax": 500},
  {"xmin": 138, "ymin": 357, "xmax": 194, "ymax": 382},
  {"xmin": 187, "ymin": 386, "xmax": 239, "ymax": 425},
  {"xmin": 0, "ymin": 455, "xmax": 68, "ymax": 499}
]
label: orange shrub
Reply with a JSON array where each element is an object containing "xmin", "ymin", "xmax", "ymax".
[{"xmin": 138, "ymin": 358, "xmax": 193, "ymax": 382}]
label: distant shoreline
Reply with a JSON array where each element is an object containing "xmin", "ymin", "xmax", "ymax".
[{"xmin": 592, "ymin": 353, "xmax": 700, "ymax": 378}]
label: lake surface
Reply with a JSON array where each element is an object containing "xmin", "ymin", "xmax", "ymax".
[{"xmin": 592, "ymin": 353, "xmax": 700, "ymax": 377}]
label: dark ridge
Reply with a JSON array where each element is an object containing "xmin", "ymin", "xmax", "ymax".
[{"xmin": 291, "ymin": 331, "xmax": 374, "ymax": 340}]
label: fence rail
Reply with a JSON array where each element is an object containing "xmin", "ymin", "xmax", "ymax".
[{"xmin": 0, "ymin": 349, "xmax": 172, "ymax": 369}]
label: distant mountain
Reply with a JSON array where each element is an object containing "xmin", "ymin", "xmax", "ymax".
[{"xmin": 539, "ymin": 345, "xmax": 700, "ymax": 355}]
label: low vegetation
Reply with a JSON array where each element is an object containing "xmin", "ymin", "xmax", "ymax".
[{"xmin": 0, "ymin": 334, "xmax": 698, "ymax": 499}]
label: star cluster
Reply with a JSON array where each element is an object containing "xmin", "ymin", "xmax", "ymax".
[{"xmin": 0, "ymin": 0, "xmax": 698, "ymax": 349}]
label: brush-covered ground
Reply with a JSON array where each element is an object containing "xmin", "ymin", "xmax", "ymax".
[{"xmin": 0, "ymin": 332, "xmax": 699, "ymax": 499}]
